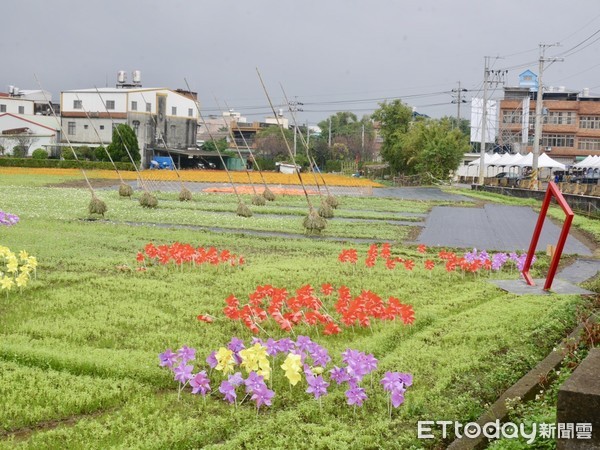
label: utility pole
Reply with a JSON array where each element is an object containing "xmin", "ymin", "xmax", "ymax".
[
  {"xmin": 531, "ymin": 43, "xmax": 563, "ymax": 189},
  {"xmin": 478, "ymin": 58, "xmax": 506, "ymax": 185},
  {"xmin": 287, "ymin": 97, "xmax": 303, "ymax": 157},
  {"xmin": 328, "ymin": 117, "xmax": 332, "ymax": 146},
  {"xmin": 451, "ymin": 81, "xmax": 467, "ymax": 125}
]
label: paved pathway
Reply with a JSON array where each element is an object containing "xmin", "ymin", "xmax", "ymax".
[{"xmin": 415, "ymin": 204, "xmax": 592, "ymax": 255}]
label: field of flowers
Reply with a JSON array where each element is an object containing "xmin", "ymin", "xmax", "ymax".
[
  {"xmin": 0, "ymin": 172, "xmax": 592, "ymax": 449},
  {"xmin": 0, "ymin": 167, "xmax": 382, "ymax": 188}
]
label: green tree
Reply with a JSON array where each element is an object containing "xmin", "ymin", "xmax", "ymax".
[
  {"xmin": 202, "ymin": 138, "xmax": 228, "ymax": 153},
  {"xmin": 107, "ymin": 124, "xmax": 140, "ymax": 163},
  {"xmin": 410, "ymin": 118, "xmax": 469, "ymax": 179},
  {"xmin": 371, "ymin": 100, "xmax": 414, "ymax": 173},
  {"xmin": 316, "ymin": 112, "xmax": 375, "ymax": 162},
  {"xmin": 254, "ymin": 126, "xmax": 294, "ymax": 160}
]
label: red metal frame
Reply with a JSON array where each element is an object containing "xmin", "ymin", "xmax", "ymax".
[{"xmin": 521, "ymin": 181, "xmax": 574, "ymax": 290}]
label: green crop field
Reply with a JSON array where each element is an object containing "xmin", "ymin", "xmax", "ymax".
[{"xmin": 0, "ymin": 173, "xmax": 594, "ymax": 449}]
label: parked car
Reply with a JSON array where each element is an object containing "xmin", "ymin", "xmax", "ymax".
[{"xmin": 495, "ymin": 172, "xmax": 521, "ymax": 180}]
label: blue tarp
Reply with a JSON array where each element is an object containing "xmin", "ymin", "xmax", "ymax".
[{"xmin": 149, "ymin": 156, "xmax": 174, "ymax": 170}]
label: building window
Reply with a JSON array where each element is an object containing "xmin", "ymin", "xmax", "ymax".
[
  {"xmin": 84, "ymin": 124, "xmax": 89, "ymax": 129},
  {"xmin": 100, "ymin": 125, "xmax": 105, "ymax": 130},
  {"xmin": 579, "ymin": 138, "xmax": 600, "ymax": 151},
  {"xmin": 172, "ymin": 106, "xmax": 177, "ymax": 116},
  {"xmin": 188, "ymin": 108, "xmax": 193, "ymax": 117},
  {"xmin": 132, "ymin": 120, "xmax": 140, "ymax": 135},
  {"xmin": 170, "ymin": 124, "xmax": 176, "ymax": 138},
  {"xmin": 580, "ymin": 116, "xmax": 600, "ymax": 129},
  {"xmin": 74, "ymin": 100, "xmax": 82, "ymax": 109},
  {"xmin": 131, "ymin": 101, "xmax": 137, "ymax": 111},
  {"xmin": 106, "ymin": 100, "xmax": 115, "ymax": 110},
  {"xmin": 541, "ymin": 134, "xmax": 574, "ymax": 147},
  {"xmin": 543, "ymin": 111, "xmax": 575, "ymax": 125},
  {"xmin": 0, "ymin": 104, "xmax": 6, "ymax": 112},
  {"xmin": 146, "ymin": 102, "xmax": 151, "ymax": 112},
  {"xmin": 18, "ymin": 106, "xmax": 25, "ymax": 114},
  {"xmin": 502, "ymin": 111, "xmax": 523, "ymax": 124},
  {"xmin": 68, "ymin": 122, "xmax": 76, "ymax": 135}
]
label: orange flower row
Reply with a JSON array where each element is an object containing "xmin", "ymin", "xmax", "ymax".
[{"xmin": 0, "ymin": 167, "xmax": 382, "ymax": 188}]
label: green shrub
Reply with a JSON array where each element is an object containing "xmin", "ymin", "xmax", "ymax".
[
  {"xmin": 325, "ymin": 160, "xmax": 341, "ymax": 173},
  {"xmin": 253, "ymin": 157, "xmax": 276, "ymax": 171},
  {"xmin": 12, "ymin": 146, "xmax": 28, "ymax": 158},
  {"xmin": 61, "ymin": 147, "xmax": 77, "ymax": 160},
  {"xmin": 31, "ymin": 148, "xmax": 49, "ymax": 160}
]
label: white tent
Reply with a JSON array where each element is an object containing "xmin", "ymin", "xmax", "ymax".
[
  {"xmin": 537, "ymin": 153, "xmax": 566, "ymax": 170},
  {"xmin": 516, "ymin": 152, "xmax": 533, "ymax": 167},
  {"xmin": 490, "ymin": 153, "xmax": 516, "ymax": 167},
  {"xmin": 573, "ymin": 155, "xmax": 600, "ymax": 169},
  {"xmin": 468, "ymin": 153, "xmax": 502, "ymax": 167}
]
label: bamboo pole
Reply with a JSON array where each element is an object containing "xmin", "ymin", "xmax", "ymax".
[
  {"xmin": 184, "ymin": 79, "xmax": 251, "ymax": 217},
  {"xmin": 256, "ymin": 68, "xmax": 326, "ymax": 233},
  {"xmin": 34, "ymin": 75, "xmax": 107, "ymax": 216}
]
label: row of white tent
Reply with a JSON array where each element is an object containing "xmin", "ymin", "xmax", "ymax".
[
  {"xmin": 467, "ymin": 152, "xmax": 566, "ymax": 170},
  {"xmin": 572, "ymin": 155, "xmax": 600, "ymax": 170}
]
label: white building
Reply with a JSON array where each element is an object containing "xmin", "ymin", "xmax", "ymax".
[
  {"xmin": 0, "ymin": 113, "xmax": 59, "ymax": 156},
  {"xmin": 0, "ymin": 93, "xmax": 35, "ymax": 115},
  {"xmin": 60, "ymin": 73, "xmax": 199, "ymax": 166}
]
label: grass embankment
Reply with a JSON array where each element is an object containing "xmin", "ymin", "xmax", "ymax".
[{"xmin": 0, "ymin": 174, "xmax": 594, "ymax": 449}]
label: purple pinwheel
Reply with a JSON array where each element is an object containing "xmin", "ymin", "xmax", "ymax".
[
  {"xmin": 219, "ymin": 380, "xmax": 237, "ymax": 404},
  {"xmin": 381, "ymin": 372, "xmax": 403, "ymax": 392},
  {"xmin": 277, "ymin": 338, "xmax": 295, "ymax": 353},
  {"xmin": 464, "ymin": 249, "xmax": 477, "ymax": 263},
  {"xmin": 295, "ymin": 335, "xmax": 313, "ymax": 353},
  {"xmin": 227, "ymin": 337, "xmax": 246, "ymax": 353},
  {"xmin": 251, "ymin": 385, "xmax": 275, "ymax": 409},
  {"xmin": 330, "ymin": 366, "xmax": 350, "ymax": 385},
  {"xmin": 491, "ymin": 252, "xmax": 508, "ymax": 271},
  {"xmin": 177, "ymin": 346, "xmax": 196, "ymax": 364},
  {"xmin": 173, "ymin": 362, "xmax": 193, "ymax": 384},
  {"xmin": 341, "ymin": 349, "xmax": 361, "ymax": 365},
  {"xmin": 228, "ymin": 372, "xmax": 245, "ymax": 387},
  {"xmin": 0, "ymin": 211, "xmax": 19, "ymax": 227},
  {"xmin": 189, "ymin": 371, "xmax": 211, "ymax": 395},
  {"xmin": 245, "ymin": 372, "xmax": 266, "ymax": 393},
  {"xmin": 345, "ymin": 386, "xmax": 368, "ymax": 406},
  {"xmin": 308, "ymin": 344, "xmax": 331, "ymax": 367},
  {"xmin": 159, "ymin": 349, "xmax": 178, "ymax": 368},
  {"xmin": 306, "ymin": 375, "xmax": 329, "ymax": 399},
  {"xmin": 398, "ymin": 372, "xmax": 413, "ymax": 387},
  {"xmin": 264, "ymin": 338, "xmax": 280, "ymax": 357},
  {"xmin": 206, "ymin": 351, "xmax": 218, "ymax": 369},
  {"xmin": 391, "ymin": 389, "xmax": 406, "ymax": 408},
  {"xmin": 381, "ymin": 371, "xmax": 412, "ymax": 408},
  {"xmin": 345, "ymin": 350, "xmax": 377, "ymax": 382}
]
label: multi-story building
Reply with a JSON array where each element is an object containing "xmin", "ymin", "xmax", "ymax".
[
  {"xmin": 498, "ymin": 70, "xmax": 600, "ymax": 165},
  {"xmin": 60, "ymin": 71, "xmax": 198, "ymax": 167},
  {"xmin": 0, "ymin": 87, "xmax": 57, "ymax": 155}
]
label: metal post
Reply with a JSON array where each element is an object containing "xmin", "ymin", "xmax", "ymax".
[{"xmin": 478, "ymin": 57, "xmax": 489, "ymax": 185}]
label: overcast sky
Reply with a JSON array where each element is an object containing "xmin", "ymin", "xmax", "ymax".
[{"xmin": 3, "ymin": 0, "xmax": 600, "ymax": 125}]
